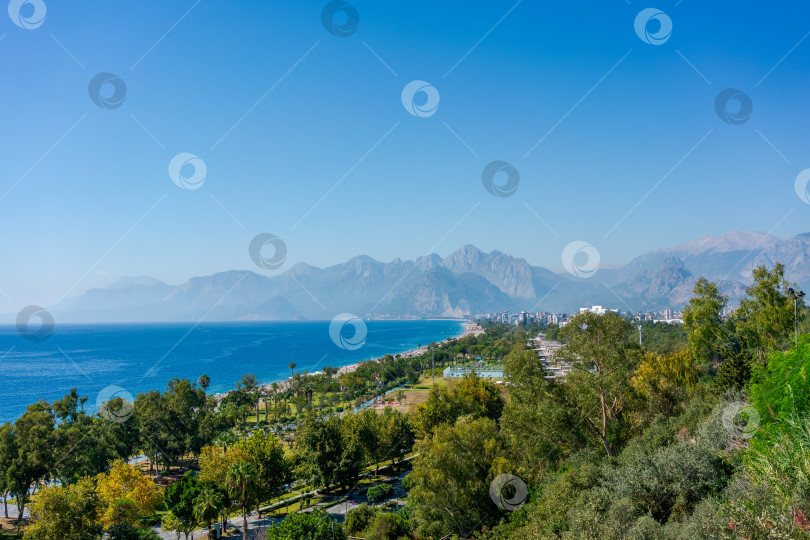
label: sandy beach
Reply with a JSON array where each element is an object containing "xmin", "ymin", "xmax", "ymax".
[{"xmin": 213, "ymin": 320, "xmax": 482, "ymax": 401}]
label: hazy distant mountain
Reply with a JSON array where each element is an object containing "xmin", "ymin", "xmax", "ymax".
[
  {"xmin": 50, "ymin": 231, "xmax": 810, "ymax": 322},
  {"xmin": 607, "ymin": 231, "xmax": 810, "ymax": 286}
]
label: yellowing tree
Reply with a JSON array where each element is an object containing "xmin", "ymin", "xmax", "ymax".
[
  {"xmin": 95, "ymin": 460, "xmax": 162, "ymax": 529},
  {"xmin": 24, "ymin": 477, "xmax": 101, "ymax": 540},
  {"xmin": 198, "ymin": 445, "xmax": 250, "ymax": 484},
  {"xmin": 632, "ymin": 350, "xmax": 699, "ymax": 416},
  {"xmin": 632, "ymin": 350, "xmax": 699, "ymax": 393}
]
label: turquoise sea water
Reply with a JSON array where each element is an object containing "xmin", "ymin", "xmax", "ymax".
[{"xmin": 0, "ymin": 319, "xmax": 464, "ymax": 422}]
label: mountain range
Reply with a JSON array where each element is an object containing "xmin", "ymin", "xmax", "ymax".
[{"xmin": 50, "ymin": 231, "xmax": 810, "ymax": 322}]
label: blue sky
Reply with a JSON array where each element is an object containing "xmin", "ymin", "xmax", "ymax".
[{"xmin": 2, "ymin": 0, "xmax": 810, "ymax": 309}]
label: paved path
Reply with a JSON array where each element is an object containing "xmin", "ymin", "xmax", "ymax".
[
  {"xmin": 1, "ymin": 503, "xmax": 29, "ymax": 520},
  {"xmin": 153, "ymin": 470, "xmax": 410, "ymax": 538},
  {"xmin": 154, "ymin": 512, "xmax": 281, "ymax": 540},
  {"xmin": 323, "ymin": 470, "xmax": 409, "ymax": 519}
]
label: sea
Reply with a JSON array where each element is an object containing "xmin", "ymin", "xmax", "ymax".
[{"xmin": 0, "ymin": 319, "xmax": 464, "ymax": 423}]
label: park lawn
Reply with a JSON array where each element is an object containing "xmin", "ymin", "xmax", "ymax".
[
  {"xmin": 0, "ymin": 518, "xmax": 23, "ymax": 539},
  {"xmin": 416, "ymin": 373, "xmax": 448, "ymax": 388},
  {"xmin": 371, "ymin": 389, "xmax": 429, "ymax": 414},
  {"xmin": 267, "ymin": 494, "xmax": 328, "ymax": 517}
]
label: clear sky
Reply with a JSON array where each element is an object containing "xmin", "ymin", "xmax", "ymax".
[{"xmin": 2, "ymin": 0, "xmax": 809, "ymax": 310}]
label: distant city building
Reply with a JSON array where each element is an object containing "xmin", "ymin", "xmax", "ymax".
[
  {"xmin": 480, "ymin": 307, "xmax": 683, "ymax": 327},
  {"xmin": 579, "ymin": 305, "xmax": 618, "ymax": 315}
]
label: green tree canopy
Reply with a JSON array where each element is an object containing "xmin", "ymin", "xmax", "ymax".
[
  {"xmin": 411, "ymin": 373, "xmax": 503, "ymax": 438},
  {"xmin": 408, "ymin": 416, "xmax": 508, "ymax": 539},
  {"xmin": 556, "ymin": 312, "xmax": 643, "ymax": 457},
  {"xmin": 264, "ymin": 509, "xmax": 345, "ymax": 540},
  {"xmin": 23, "ymin": 477, "xmax": 101, "ymax": 540}
]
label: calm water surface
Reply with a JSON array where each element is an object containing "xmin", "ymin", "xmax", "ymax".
[{"xmin": 0, "ymin": 319, "xmax": 464, "ymax": 422}]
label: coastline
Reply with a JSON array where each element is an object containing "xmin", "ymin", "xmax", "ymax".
[{"xmin": 213, "ymin": 320, "xmax": 482, "ymax": 401}]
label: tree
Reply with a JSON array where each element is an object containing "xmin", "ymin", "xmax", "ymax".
[
  {"xmin": 234, "ymin": 430, "xmax": 288, "ymax": 500},
  {"xmin": 631, "ymin": 350, "xmax": 699, "ymax": 417},
  {"xmin": 23, "ymin": 477, "xmax": 101, "ymax": 540},
  {"xmin": 408, "ymin": 416, "xmax": 508, "ymax": 538},
  {"xmin": 365, "ymin": 512, "xmax": 411, "ymax": 540},
  {"xmin": 683, "ymin": 277, "xmax": 728, "ymax": 367},
  {"xmin": 411, "ymin": 373, "xmax": 503, "ymax": 438},
  {"xmin": 53, "ymin": 389, "xmax": 138, "ymax": 486},
  {"xmin": 134, "ymin": 378, "xmax": 218, "ymax": 472},
  {"xmin": 198, "ymin": 445, "xmax": 247, "ymax": 532},
  {"xmin": 164, "ymin": 471, "xmax": 201, "ymax": 539},
  {"xmin": 735, "ymin": 263, "xmax": 798, "ymax": 364},
  {"xmin": 194, "ymin": 486, "xmax": 224, "ymax": 540},
  {"xmin": 96, "ymin": 461, "xmax": 162, "ymax": 531},
  {"xmin": 226, "ymin": 460, "xmax": 258, "ymax": 540},
  {"xmin": 162, "ymin": 511, "xmax": 193, "ymax": 540},
  {"xmin": 555, "ymin": 312, "xmax": 643, "ymax": 457},
  {"xmin": 236, "ymin": 373, "xmax": 261, "ymax": 427},
  {"xmin": 199, "ymin": 374, "xmax": 211, "ymax": 393},
  {"xmin": 0, "ymin": 422, "xmax": 16, "ymax": 519},
  {"xmin": 221, "ymin": 390, "xmax": 253, "ymax": 429},
  {"xmin": 348, "ymin": 409, "xmax": 381, "ymax": 474},
  {"xmin": 345, "ymin": 503, "xmax": 377, "ymax": 536},
  {"xmin": 366, "ymin": 482, "xmax": 393, "ymax": 504},
  {"xmin": 405, "ymin": 368, "xmax": 419, "ymax": 387},
  {"xmin": 295, "ymin": 414, "xmax": 364, "ymax": 492},
  {"xmin": 264, "ymin": 510, "xmax": 345, "ymax": 540},
  {"xmin": 501, "ymin": 347, "xmax": 587, "ymax": 482},
  {"xmin": 6, "ymin": 400, "xmax": 54, "ymax": 522},
  {"xmin": 379, "ymin": 408, "xmax": 414, "ymax": 467},
  {"xmin": 289, "ymin": 362, "xmax": 296, "ymax": 377}
]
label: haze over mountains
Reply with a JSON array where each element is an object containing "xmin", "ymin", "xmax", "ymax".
[{"xmin": 50, "ymin": 231, "xmax": 810, "ymax": 322}]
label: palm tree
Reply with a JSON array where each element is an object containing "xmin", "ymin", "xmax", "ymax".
[
  {"xmin": 198, "ymin": 373, "xmax": 211, "ymax": 393},
  {"xmin": 263, "ymin": 389, "xmax": 270, "ymax": 423},
  {"xmin": 237, "ymin": 373, "xmax": 260, "ymax": 426},
  {"xmin": 289, "ymin": 362, "xmax": 296, "ymax": 377},
  {"xmin": 267, "ymin": 382, "xmax": 278, "ymax": 423},
  {"xmin": 214, "ymin": 431, "xmax": 238, "ymax": 453},
  {"xmin": 226, "ymin": 460, "xmax": 257, "ymax": 540},
  {"xmin": 194, "ymin": 487, "xmax": 223, "ymax": 540}
]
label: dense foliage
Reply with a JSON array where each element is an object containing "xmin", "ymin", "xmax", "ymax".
[{"xmin": 10, "ymin": 262, "xmax": 810, "ymax": 540}]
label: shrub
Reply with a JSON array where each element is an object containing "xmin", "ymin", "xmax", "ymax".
[
  {"xmin": 345, "ymin": 503, "xmax": 377, "ymax": 535},
  {"xmin": 265, "ymin": 510, "xmax": 345, "ymax": 540},
  {"xmin": 401, "ymin": 474, "xmax": 413, "ymax": 491},
  {"xmin": 367, "ymin": 483, "xmax": 394, "ymax": 504},
  {"xmin": 365, "ymin": 512, "xmax": 411, "ymax": 540}
]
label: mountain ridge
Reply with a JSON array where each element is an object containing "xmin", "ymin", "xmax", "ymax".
[{"xmin": 49, "ymin": 231, "xmax": 810, "ymax": 322}]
